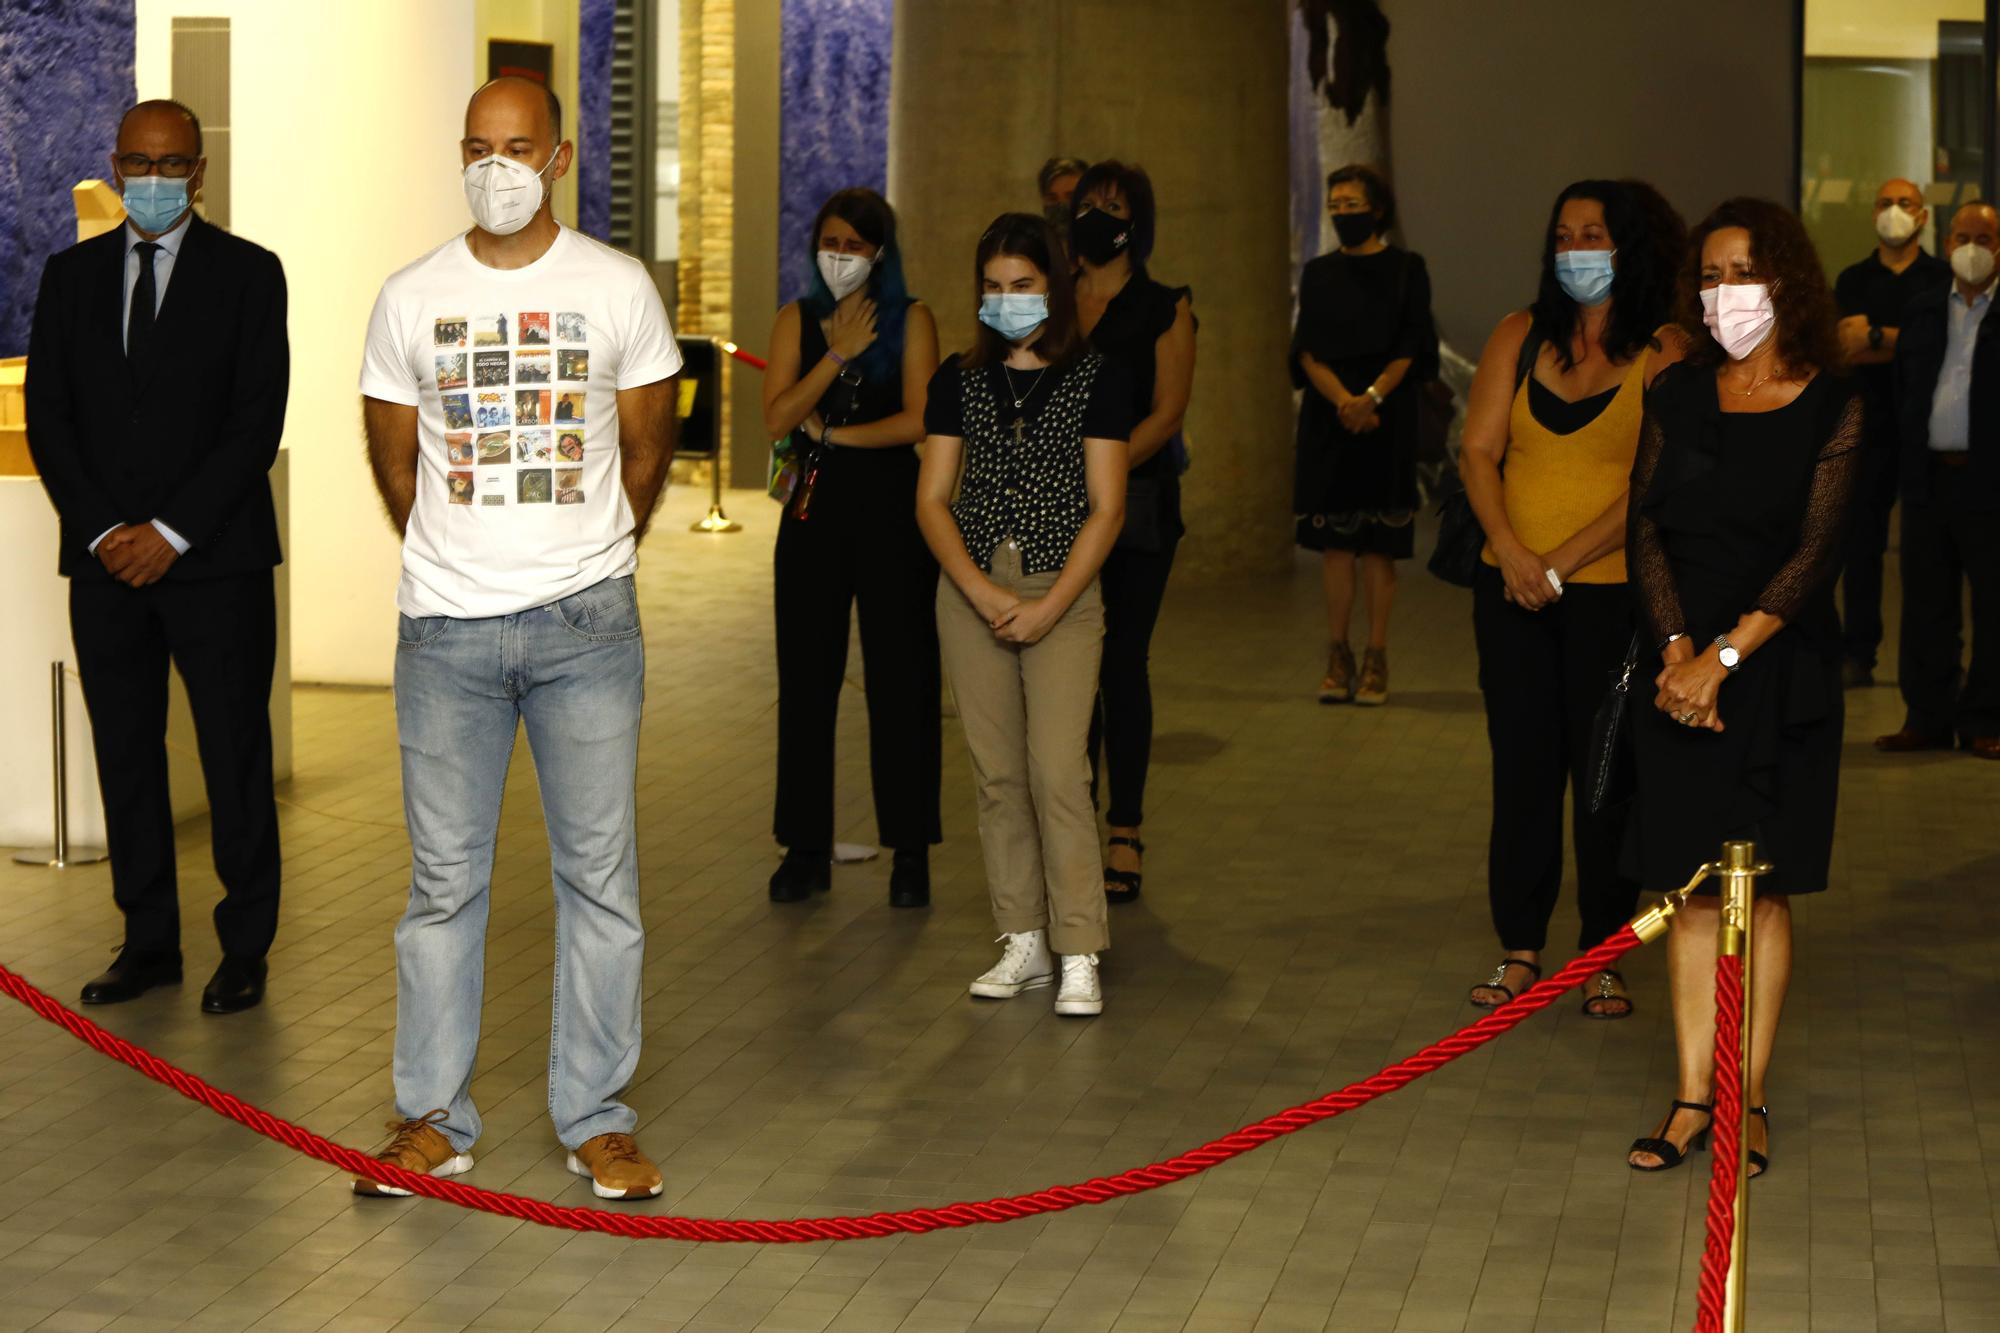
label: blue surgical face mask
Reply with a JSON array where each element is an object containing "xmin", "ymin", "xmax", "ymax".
[
  {"xmin": 979, "ymin": 292, "xmax": 1050, "ymax": 342},
  {"xmin": 1554, "ymin": 248, "xmax": 1616, "ymax": 307},
  {"xmin": 122, "ymin": 174, "xmax": 192, "ymax": 234}
]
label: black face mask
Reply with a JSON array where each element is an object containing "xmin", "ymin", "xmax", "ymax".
[
  {"xmin": 1070, "ymin": 207, "xmax": 1132, "ymax": 265},
  {"xmin": 1331, "ymin": 212, "xmax": 1378, "ymax": 248}
]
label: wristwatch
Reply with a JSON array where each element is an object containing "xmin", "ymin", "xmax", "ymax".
[
  {"xmin": 1713, "ymin": 634, "xmax": 1742, "ymax": 672},
  {"xmin": 1365, "ymin": 385, "xmax": 1385, "ymax": 406},
  {"xmin": 1868, "ymin": 324, "xmax": 1884, "ymax": 352}
]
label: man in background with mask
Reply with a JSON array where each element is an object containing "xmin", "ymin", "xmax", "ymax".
[
  {"xmin": 1831, "ymin": 178, "xmax": 1950, "ymax": 688},
  {"xmin": 357, "ymin": 76, "xmax": 681, "ymax": 1199},
  {"xmin": 1879, "ymin": 201, "xmax": 2000, "ymax": 760},
  {"xmin": 25, "ymin": 99, "xmax": 289, "ymax": 1016},
  {"xmin": 1038, "ymin": 155, "xmax": 1089, "ymax": 240}
]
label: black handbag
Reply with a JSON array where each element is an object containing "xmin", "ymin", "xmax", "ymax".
[
  {"xmin": 1585, "ymin": 633, "xmax": 1643, "ymax": 815},
  {"xmin": 1426, "ymin": 329, "xmax": 1544, "ymax": 588},
  {"xmin": 1425, "ymin": 474, "xmax": 1483, "ymax": 587}
]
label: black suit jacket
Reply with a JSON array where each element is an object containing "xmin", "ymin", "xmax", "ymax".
[
  {"xmin": 1895, "ymin": 283, "xmax": 2000, "ymax": 509},
  {"xmin": 26, "ymin": 216, "xmax": 289, "ymax": 579}
]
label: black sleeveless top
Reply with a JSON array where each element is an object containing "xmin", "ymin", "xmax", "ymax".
[
  {"xmin": 1086, "ymin": 277, "xmax": 1190, "ymax": 483},
  {"xmin": 797, "ymin": 301, "xmax": 910, "ymax": 435}
]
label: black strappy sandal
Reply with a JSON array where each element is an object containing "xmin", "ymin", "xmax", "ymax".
[
  {"xmin": 1747, "ymin": 1105, "xmax": 1770, "ymax": 1178},
  {"xmin": 1103, "ymin": 835, "xmax": 1144, "ymax": 904},
  {"xmin": 1580, "ymin": 969, "xmax": 1635, "ymax": 1020},
  {"xmin": 1468, "ymin": 957, "xmax": 1541, "ymax": 1009},
  {"xmin": 1628, "ymin": 1099, "xmax": 1714, "ymax": 1172}
]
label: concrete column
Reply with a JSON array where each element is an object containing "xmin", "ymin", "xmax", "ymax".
[{"xmin": 889, "ymin": 0, "xmax": 1295, "ymax": 579}]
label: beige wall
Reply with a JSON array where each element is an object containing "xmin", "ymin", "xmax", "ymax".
[
  {"xmin": 1385, "ymin": 0, "xmax": 1798, "ymax": 352},
  {"xmin": 731, "ymin": 0, "xmax": 782, "ymax": 486},
  {"xmin": 891, "ymin": 0, "xmax": 1295, "ymax": 579},
  {"xmin": 137, "ymin": 0, "xmax": 478, "ymax": 685},
  {"xmin": 474, "ymin": 0, "xmax": 583, "ymax": 229}
]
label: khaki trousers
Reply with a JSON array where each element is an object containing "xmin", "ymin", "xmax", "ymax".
[{"xmin": 936, "ymin": 539, "xmax": 1109, "ymax": 955}]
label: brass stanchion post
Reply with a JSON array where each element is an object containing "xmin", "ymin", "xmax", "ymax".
[{"xmin": 1717, "ymin": 839, "xmax": 1770, "ymax": 1332}]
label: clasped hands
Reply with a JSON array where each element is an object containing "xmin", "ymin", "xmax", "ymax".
[
  {"xmin": 1495, "ymin": 540, "xmax": 1567, "ymax": 611},
  {"xmin": 96, "ymin": 523, "xmax": 180, "ymax": 587},
  {"xmin": 1654, "ymin": 640, "xmax": 1727, "ymax": 732},
  {"xmin": 970, "ymin": 581, "xmax": 1060, "ymax": 646},
  {"xmin": 1336, "ymin": 392, "xmax": 1382, "ymax": 434}
]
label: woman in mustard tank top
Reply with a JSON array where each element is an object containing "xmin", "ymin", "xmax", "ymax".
[{"xmin": 1456, "ymin": 181, "xmax": 1687, "ymax": 1017}]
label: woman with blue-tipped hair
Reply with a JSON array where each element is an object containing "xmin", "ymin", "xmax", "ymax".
[{"xmin": 762, "ymin": 187, "xmax": 943, "ymax": 909}]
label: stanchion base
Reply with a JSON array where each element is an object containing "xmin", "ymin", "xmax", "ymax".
[
  {"xmin": 12, "ymin": 846, "xmax": 110, "ymax": 867},
  {"xmin": 690, "ymin": 505, "xmax": 742, "ymax": 533}
]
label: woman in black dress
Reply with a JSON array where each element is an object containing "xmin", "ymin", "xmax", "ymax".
[
  {"xmin": 1069, "ymin": 161, "xmax": 1196, "ymax": 905},
  {"xmin": 1291, "ymin": 165, "xmax": 1436, "ymax": 705},
  {"xmin": 761, "ymin": 188, "xmax": 943, "ymax": 907},
  {"xmin": 1625, "ymin": 199, "xmax": 1861, "ymax": 1176}
]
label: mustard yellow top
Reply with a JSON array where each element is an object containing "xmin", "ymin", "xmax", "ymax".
[{"xmin": 1480, "ymin": 347, "xmax": 1650, "ymax": 584}]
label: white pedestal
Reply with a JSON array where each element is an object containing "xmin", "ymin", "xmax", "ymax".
[{"xmin": 0, "ymin": 452, "xmax": 292, "ymax": 850}]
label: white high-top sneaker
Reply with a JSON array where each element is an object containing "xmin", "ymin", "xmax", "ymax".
[
  {"xmin": 1054, "ymin": 953, "xmax": 1103, "ymax": 1016},
  {"xmin": 969, "ymin": 930, "xmax": 1054, "ymax": 998}
]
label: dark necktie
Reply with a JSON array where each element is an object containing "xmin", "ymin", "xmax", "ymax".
[{"xmin": 127, "ymin": 241, "xmax": 162, "ymax": 359}]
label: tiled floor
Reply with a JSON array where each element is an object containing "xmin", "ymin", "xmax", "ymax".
[{"xmin": 2, "ymin": 484, "xmax": 1995, "ymax": 1333}]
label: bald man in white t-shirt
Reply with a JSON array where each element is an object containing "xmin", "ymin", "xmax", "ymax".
[{"xmin": 357, "ymin": 77, "xmax": 680, "ymax": 1201}]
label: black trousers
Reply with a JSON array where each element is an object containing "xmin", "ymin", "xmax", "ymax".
[
  {"xmin": 1089, "ymin": 536, "xmax": 1179, "ymax": 828},
  {"xmin": 772, "ymin": 448, "xmax": 942, "ymax": 852},
  {"xmin": 1472, "ymin": 566, "xmax": 1638, "ymax": 952},
  {"xmin": 1898, "ymin": 467, "xmax": 2000, "ymax": 740},
  {"xmin": 69, "ymin": 571, "xmax": 281, "ymax": 960},
  {"xmin": 1838, "ymin": 441, "xmax": 1901, "ymax": 669}
]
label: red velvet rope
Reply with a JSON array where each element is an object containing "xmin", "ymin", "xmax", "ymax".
[
  {"xmin": 0, "ymin": 931, "xmax": 1639, "ymax": 1242},
  {"xmin": 1694, "ymin": 951, "xmax": 1745, "ymax": 1332}
]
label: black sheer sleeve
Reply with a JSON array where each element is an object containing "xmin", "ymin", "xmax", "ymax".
[
  {"xmin": 1752, "ymin": 390, "xmax": 1865, "ymax": 622},
  {"xmin": 1627, "ymin": 399, "xmax": 1686, "ymax": 646}
]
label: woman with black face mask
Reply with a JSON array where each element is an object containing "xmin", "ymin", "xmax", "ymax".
[
  {"xmin": 1069, "ymin": 160, "xmax": 1197, "ymax": 908},
  {"xmin": 1290, "ymin": 164, "xmax": 1438, "ymax": 707}
]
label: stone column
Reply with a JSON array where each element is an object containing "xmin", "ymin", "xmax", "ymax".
[{"xmin": 889, "ymin": 0, "xmax": 1296, "ymax": 579}]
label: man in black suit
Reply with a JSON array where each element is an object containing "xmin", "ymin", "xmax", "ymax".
[
  {"xmin": 1878, "ymin": 202, "xmax": 2000, "ymax": 760},
  {"xmin": 25, "ymin": 99, "xmax": 289, "ymax": 1010}
]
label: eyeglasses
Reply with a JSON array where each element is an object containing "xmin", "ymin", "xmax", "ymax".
[{"xmin": 116, "ymin": 153, "xmax": 199, "ymax": 179}]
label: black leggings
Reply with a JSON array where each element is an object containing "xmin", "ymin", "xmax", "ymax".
[
  {"xmin": 772, "ymin": 448, "xmax": 942, "ymax": 853},
  {"xmin": 1472, "ymin": 565, "xmax": 1637, "ymax": 952},
  {"xmin": 1088, "ymin": 537, "xmax": 1179, "ymax": 828}
]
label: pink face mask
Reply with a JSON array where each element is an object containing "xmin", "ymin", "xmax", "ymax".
[{"xmin": 1699, "ymin": 283, "xmax": 1776, "ymax": 361}]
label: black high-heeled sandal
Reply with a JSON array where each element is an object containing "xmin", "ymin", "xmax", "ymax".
[
  {"xmin": 1468, "ymin": 957, "xmax": 1541, "ymax": 1009},
  {"xmin": 1747, "ymin": 1105, "xmax": 1770, "ymax": 1178},
  {"xmin": 1628, "ymin": 1099, "xmax": 1713, "ymax": 1172},
  {"xmin": 1580, "ymin": 969, "xmax": 1634, "ymax": 1020},
  {"xmin": 1103, "ymin": 835, "xmax": 1144, "ymax": 904}
]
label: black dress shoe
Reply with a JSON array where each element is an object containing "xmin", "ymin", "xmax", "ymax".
[
  {"xmin": 80, "ymin": 949, "xmax": 183, "ymax": 1006},
  {"xmin": 888, "ymin": 849, "xmax": 930, "ymax": 909},
  {"xmin": 202, "ymin": 956, "xmax": 268, "ymax": 1014},
  {"xmin": 768, "ymin": 850, "xmax": 831, "ymax": 903}
]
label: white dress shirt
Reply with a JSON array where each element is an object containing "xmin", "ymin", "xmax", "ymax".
[
  {"xmin": 1925, "ymin": 281, "xmax": 1995, "ymax": 453},
  {"xmin": 90, "ymin": 214, "xmax": 193, "ymax": 557}
]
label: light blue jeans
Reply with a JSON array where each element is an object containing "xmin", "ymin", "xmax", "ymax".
[{"xmin": 391, "ymin": 575, "xmax": 645, "ymax": 1152}]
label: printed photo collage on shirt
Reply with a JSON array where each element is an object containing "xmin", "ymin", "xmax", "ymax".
[{"xmin": 436, "ymin": 312, "xmax": 592, "ymax": 508}]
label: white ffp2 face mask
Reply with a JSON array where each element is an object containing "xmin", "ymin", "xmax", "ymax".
[
  {"xmin": 816, "ymin": 249, "xmax": 874, "ymax": 301},
  {"xmin": 1951, "ymin": 242, "xmax": 1997, "ymax": 288},
  {"xmin": 463, "ymin": 152, "xmax": 558, "ymax": 236},
  {"xmin": 1700, "ymin": 283, "xmax": 1777, "ymax": 361},
  {"xmin": 1875, "ymin": 205, "xmax": 1920, "ymax": 246}
]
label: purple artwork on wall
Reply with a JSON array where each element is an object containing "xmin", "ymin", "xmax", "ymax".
[
  {"xmin": 0, "ymin": 0, "xmax": 137, "ymax": 357},
  {"xmin": 777, "ymin": 0, "xmax": 893, "ymax": 307},
  {"xmin": 577, "ymin": 0, "xmax": 614, "ymax": 241}
]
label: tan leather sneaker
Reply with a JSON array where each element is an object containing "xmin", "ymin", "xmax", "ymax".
[
  {"xmin": 568, "ymin": 1131, "xmax": 664, "ymax": 1199},
  {"xmin": 353, "ymin": 1109, "xmax": 474, "ymax": 1197}
]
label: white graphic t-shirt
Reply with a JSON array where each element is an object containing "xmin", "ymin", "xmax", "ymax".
[{"xmin": 360, "ymin": 226, "xmax": 682, "ymax": 618}]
